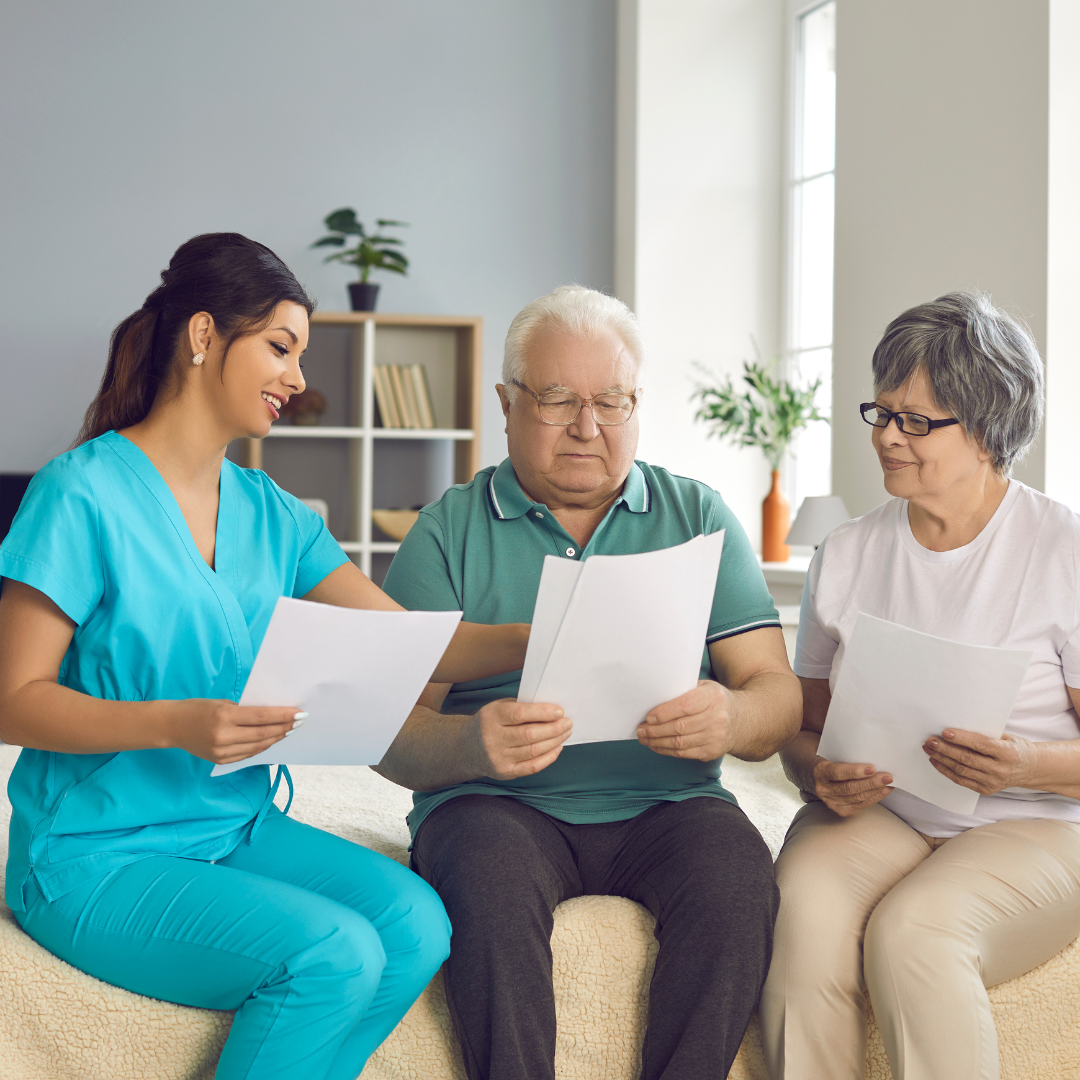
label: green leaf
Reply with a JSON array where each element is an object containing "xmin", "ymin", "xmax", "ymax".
[
  {"xmin": 376, "ymin": 219, "xmax": 409, "ymax": 228},
  {"xmin": 311, "ymin": 236, "xmax": 346, "ymax": 248},
  {"xmin": 690, "ymin": 353, "xmax": 828, "ymax": 467},
  {"xmin": 323, "ymin": 208, "xmax": 364, "ymax": 235}
]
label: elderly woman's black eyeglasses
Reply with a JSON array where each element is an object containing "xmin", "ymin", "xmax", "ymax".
[
  {"xmin": 511, "ymin": 379, "xmax": 638, "ymax": 426},
  {"xmin": 860, "ymin": 403, "xmax": 960, "ymax": 437}
]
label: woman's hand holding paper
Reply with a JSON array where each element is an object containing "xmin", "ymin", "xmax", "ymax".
[
  {"xmin": 166, "ymin": 700, "xmax": 305, "ymax": 765},
  {"xmin": 810, "ymin": 757, "xmax": 894, "ymax": 817},
  {"xmin": 923, "ymin": 729, "xmax": 1039, "ymax": 795}
]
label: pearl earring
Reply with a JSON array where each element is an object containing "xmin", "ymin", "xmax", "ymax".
[{"xmin": 192, "ymin": 353, "xmax": 205, "ymax": 366}]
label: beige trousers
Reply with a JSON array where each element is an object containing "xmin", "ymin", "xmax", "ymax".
[{"xmin": 759, "ymin": 802, "xmax": 1080, "ymax": 1080}]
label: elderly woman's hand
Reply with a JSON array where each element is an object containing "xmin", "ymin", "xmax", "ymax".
[
  {"xmin": 923, "ymin": 729, "xmax": 1039, "ymax": 795},
  {"xmin": 811, "ymin": 758, "xmax": 894, "ymax": 817}
]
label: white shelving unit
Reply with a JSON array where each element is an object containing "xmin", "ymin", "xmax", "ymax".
[{"xmin": 243, "ymin": 313, "xmax": 483, "ymax": 578}]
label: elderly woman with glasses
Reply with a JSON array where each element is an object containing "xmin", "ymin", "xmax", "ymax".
[{"xmin": 759, "ymin": 291, "xmax": 1080, "ymax": 1080}]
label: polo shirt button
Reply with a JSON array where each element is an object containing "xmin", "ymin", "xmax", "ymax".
[
  {"xmin": 566, "ymin": 547, "xmax": 576, "ymax": 557},
  {"xmin": 535, "ymin": 511, "xmax": 544, "ymax": 518}
]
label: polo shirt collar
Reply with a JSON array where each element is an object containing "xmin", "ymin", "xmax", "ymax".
[{"xmin": 487, "ymin": 457, "xmax": 651, "ymax": 520}]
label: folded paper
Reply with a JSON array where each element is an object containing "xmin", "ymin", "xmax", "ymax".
[{"xmin": 518, "ymin": 531, "xmax": 725, "ymax": 744}]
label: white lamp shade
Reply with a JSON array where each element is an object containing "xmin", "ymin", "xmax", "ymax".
[{"xmin": 785, "ymin": 495, "xmax": 851, "ymax": 547}]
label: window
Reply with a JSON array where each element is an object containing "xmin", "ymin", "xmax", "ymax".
[{"xmin": 785, "ymin": 0, "xmax": 836, "ymax": 511}]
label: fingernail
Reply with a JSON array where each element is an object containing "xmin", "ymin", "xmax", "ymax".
[
  {"xmin": 293, "ymin": 711, "xmax": 309, "ymax": 721},
  {"xmin": 927, "ymin": 739, "xmax": 938, "ymax": 748},
  {"xmin": 864, "ymin": 766, "xmax": 874, "ymax": 775},
  {"xmin": 943, "ymin": 730, "xmax": 955, "ymax": 739},
  {"xmin": 284, "ymin": 729, "xmax": 294, "ymax": 738},
  {"xmin": 291, "ymin": 719, "xmax": 305, "ymax": 730}
]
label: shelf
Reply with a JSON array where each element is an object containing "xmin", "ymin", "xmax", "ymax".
[
  {"xmin": 243, "ymin": 313, "xmax": 482, "ymax": 580},
  {"xmin": 338, "ymin": 541, "xmax": 400, "ymax": 554},
  {"xmin": 311, "ymin": 312, "xmax": 481, "ymax": 327},
  {"xmin": 264, "ymin": 426, "xmax": 474, "ymax": 441}
]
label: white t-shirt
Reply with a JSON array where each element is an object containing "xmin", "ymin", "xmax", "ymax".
[{"xmin": 795, "ymin": 480, "xmax": 1080, "ymax": 837}]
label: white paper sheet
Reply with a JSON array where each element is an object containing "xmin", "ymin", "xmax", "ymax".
[
  {"xmin": 517, "ymin": 556, "xmax": 583, "ymax": 702},
  {"xmin": 212, "ymin": 598, "xmax": 461, "ymax": 776},
  {"xmin": 817, "ymin": 613, "xmax": 1032, "ymax": 815},
  {"xmin": 518, "ymin": 531, "xmax": 725, "ymax": 744}
]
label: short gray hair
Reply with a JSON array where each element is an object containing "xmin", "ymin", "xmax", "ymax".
[
  {"xmin": 871, "ymin": 290, "xmax": 1044, "ymax": 474},
  {"xmin": 502, "ymin": 285, "xmax": 643, "ymax": 398}
]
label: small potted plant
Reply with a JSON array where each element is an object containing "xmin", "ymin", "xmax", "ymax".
[
  {"xmin": 312, "ymin": 208, "xmax": 409, "ymax": 311},
  {"xmin": 693, "ymin": 355, "xmax": 827, "ymax": 562}
]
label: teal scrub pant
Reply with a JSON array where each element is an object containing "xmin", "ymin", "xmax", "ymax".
[{"xmin": 15, "ymin": 809, "xmax": 451, "ymax": 1080}]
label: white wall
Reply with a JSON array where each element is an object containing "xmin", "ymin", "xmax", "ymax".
[
  {"xmin": 832, "ymin": 0, "xmax": 1080, "ymax": 517},
  {"xmin": 627, "ymin": 0, "xmax": 785, "ymax": 550},
  {"xmin": 0, "ymin": 0, "xmax": 616, "ymax": 472}
]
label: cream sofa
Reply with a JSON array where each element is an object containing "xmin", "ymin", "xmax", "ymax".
[{"xmin": 2, "ymin": 748, "xmax": 1078, "ymax": 1080}]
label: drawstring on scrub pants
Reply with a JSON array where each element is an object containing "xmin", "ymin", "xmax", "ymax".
[{"xmin": 249, "ymin": 765, "xmax": 294, "ymax": 842}]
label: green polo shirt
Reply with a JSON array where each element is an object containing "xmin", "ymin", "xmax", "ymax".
[{"xmin": 383, "ymin": 457, "xmax": 780, "ymax": 840}]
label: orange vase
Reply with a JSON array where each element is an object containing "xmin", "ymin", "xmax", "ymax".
[{"xmin": 762, "ymin": 469, "xmax": 790, "ymax": 563}]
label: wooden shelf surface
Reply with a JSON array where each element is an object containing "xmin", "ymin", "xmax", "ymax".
[
  {"xmin": 263, "ymin": 426, "xmax": 475, "ymax": 441},
  {"xmin": 311, "ymin": 311, "xmax": 481, "ymax": 327}
]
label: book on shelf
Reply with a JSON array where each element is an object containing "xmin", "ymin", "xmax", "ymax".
[
  {"xmin": 373, "ymin": 365, "xmax": 401, "ymax": 428},
  {"xmin": 374, "ymin": 364, "xmax": 437, "ymax": 429},
  {"xmin": 410, "ymin": 364, "xmax": 436, "ymax": 428},
  {"xmin": 387, "ymin": 365, "xmax": 413, "ymax": 427},
  {"xmin": 398, "ymin": 364, "xmax": 422, "ymax": 428}
]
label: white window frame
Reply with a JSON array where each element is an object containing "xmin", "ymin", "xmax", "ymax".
[{"xmin": 781, "ymin": 0, "xmax": 837, "ymax": 512}]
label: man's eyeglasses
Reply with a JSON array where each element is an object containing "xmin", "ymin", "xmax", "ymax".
[
  {"xmin": 860, "ymin": 402, "xmax": 960, "ymax": 437},
  {"xmin": 511, "ymin": 379, "xmax": 638, "ymax": 426}
]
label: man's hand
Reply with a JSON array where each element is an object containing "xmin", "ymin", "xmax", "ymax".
[
  {"xmin": 811, "ymin": 758, "xmax": 894, "ymax": 817},
  {"xmin": 474, "ymin": 699, "xmax": 572, "ymax": 780},
  {"xmin": 636, "ymin": 680, "xmax": 737, "ymax": 761},
  {"xmin": 923, "ymin": 729, "xmax": 1038, "ymax": 795}
]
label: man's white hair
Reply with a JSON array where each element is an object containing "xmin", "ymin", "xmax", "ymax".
[{"xmin": 502, "ymin": 285, "xmax": 644, "ymax": 397}]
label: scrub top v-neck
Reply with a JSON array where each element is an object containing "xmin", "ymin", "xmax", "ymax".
[{"xmin": 0, "ymin": 431, "xmax": 349, "ymax": 912}]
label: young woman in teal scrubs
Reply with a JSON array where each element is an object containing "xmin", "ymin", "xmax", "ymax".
[{"xmin": 0, "ymin": 233, "xmax": 528, "ymax": 1080}]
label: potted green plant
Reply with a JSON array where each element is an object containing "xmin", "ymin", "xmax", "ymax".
[
  {"xmin": 312, "ymin": 208, "xmax": 409, "ymax": 311},
  {"xmin": 692, "ymin": 355, "xmax": 828, "ymax": 562}
]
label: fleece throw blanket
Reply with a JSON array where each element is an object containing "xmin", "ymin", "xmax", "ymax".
[{"xmin": 1, "ymin": 745, "xmax": 1077, "ymax": 1080}]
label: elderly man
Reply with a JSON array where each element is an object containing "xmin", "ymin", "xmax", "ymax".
[{"xmin": 378, "ymin": 285, "xmax": 801, "ymax": 1080}]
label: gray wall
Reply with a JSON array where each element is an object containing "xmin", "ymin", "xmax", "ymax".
[
  {"xmin": 832, "ymin": 0, "xmax": 1050, "ymax": 517},
  {"xmin": 0, "ymin": 0, "xmax": 616, "ymax": 471}
]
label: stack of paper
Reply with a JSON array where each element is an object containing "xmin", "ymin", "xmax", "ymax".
[
  {"xmin": 817, "ymin": 613, "xmax": 1032, "ymax": 814},
  {"xmin": 518, "ymin": 531, "xmax": 725, "ymax": 744},
  {"xmin": 374, "ymin": 364, "xmax": 436, "ymax": 429},
  {"xmin": 212, "ymin": 598, "xmax": 462, "ymax": 775}
]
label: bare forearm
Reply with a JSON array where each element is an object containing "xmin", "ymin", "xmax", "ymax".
[
  {"xmin": 780, "ymin": 728, "xmax": 824, "ymax": 794},
  {"xmin": 375, "ymin": 706, "xmax": 488, "ymax": 791},
  {"xmin": 726, "ymin": 671, "xmax": 802, "ymax": 760},
  {"xmin": 1029, "ymin": 739, "xmax": 1080, "ymax": 800},
  {"xmin": 0, "ymin": 680, "xmax": 178, "ymax": 754},
  {"xmin": 432, "ymin": 622, "xmax": 529, "ymax": 684}
]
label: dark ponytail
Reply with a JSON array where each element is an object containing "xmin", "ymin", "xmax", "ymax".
[{"xmin": 77, "ymin": 233, "xmax": 314, "ymax": 445}]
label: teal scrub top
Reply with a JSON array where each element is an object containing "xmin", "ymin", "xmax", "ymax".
[
  {"xmin": 383, "ymin": 458, "xmax": 780, "ymax": 841},
  {"xmin": 0, "ymin": 431, "xmax": 348, "ymax": 912}
]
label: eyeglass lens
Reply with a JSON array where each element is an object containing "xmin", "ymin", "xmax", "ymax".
[
  {"xmin": 862, "ymin": 405, "xmax": 930, "ymax": 436},
  {"xmin": 538, "ymin": 392, "xmax": 635, "ymax": 426}
]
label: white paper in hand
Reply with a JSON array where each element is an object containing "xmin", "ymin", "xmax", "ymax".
[
  {"xmin": 817, "ymin": 613, "xmax": 1032, "ymax": 815},
  {"xmin": 519, "ymin": 530, "xmax": 725, "ymax": 744},
  {"xmin": 211, "ymin": 598, "xmax": 462, "ymax": 776}
]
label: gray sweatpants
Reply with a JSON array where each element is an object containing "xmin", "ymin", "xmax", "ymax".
[{"xmin": 411, "ymin": 793, "xmax": 779, "ymax": 1080}]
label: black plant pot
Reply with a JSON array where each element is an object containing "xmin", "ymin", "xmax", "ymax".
[{"xmin": 348, "ymin": 282, "xmax": 380, "ymax": 312}]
